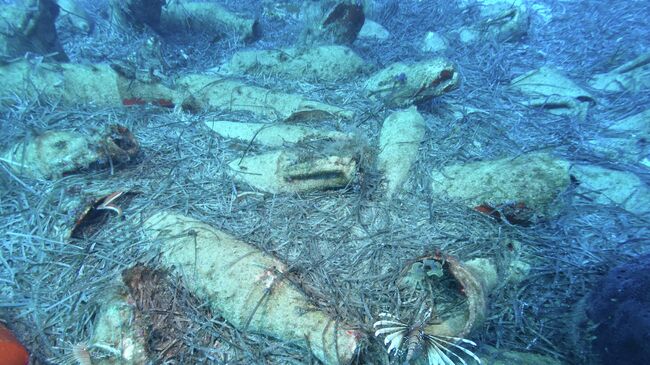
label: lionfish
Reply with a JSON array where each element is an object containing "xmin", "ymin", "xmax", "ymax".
[{"xmin": 373, "ymin": 307, "xmax": 482, "ymax": 365}]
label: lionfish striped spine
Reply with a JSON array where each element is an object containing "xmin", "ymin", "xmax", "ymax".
[{"xmin": 373, "ymin": 311, "xmax": 482, "ymax": 365}]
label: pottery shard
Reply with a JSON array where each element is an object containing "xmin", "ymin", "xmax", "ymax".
[
  {"xmin": 224, "ymin": 45, "xmax": 365, "ymax": 82},
  {"xmin": 204, "ymin": 120, "xmax": 353, "ymax": 147},
  {"xmin": 228, "ymin": 150, "xmax": 356, "ymax": 194},
  {"xmin": 177, "ymin": 75, "xmax": 354, "ymax": 122},
  {"xmin": 511, "ymin": 66, "xmax": 595, "ymax": 119},
  {"xmin": 109, "ymin": 0, "xmax": 165, "ymax": 30},
  {"xmin": 92, "ymin": 285, "xmax": 149, "ymax": 365},
  {"xmin": 143, "ymin": 212, "xmax": 360, "ymax": 365},
  {"xmin": 571, "ymin": 165, "xmax": 650, "ymax": 215},
  {"xmin": 457, "ymin": 3, "xmax": 529, "ymax": 44},
  {"xmin": 320, "ymin": 2, "xmax": 365, "ymax": 44},
  {"xmin": 430, "ymin": 153, "xmax": 571, "ymax": 220},
  {"xmin": 161, "ymin": 2, "xmax": 260, "ymax": 43},
  {"xmin": 377, "ymin": 106, "xmax": 426, "ymax": 198},
  {"xmin": 589, "ymin": 53, "xmax": 650, "ymax": 92},
  {"xmin": 1, "ymin": 125, "xmax": 139, "ymax": 179},
  {"xmin": 587, "ymin": 109, "xmax": 650, "ymax": 167},
  {"xmin": 1, "ymin": 131, "xmax": 95, "ymax": 179},
  {"xmin": 56, "ymin": 0, "xmax": 93, "ymax": 33},
  {"xmin": 364, "ymin": 58, "xmax": 459, "ymax": 107},
  {"xmin": 0, "ymin": 0, "xmax": 68, "ymax": 61}
]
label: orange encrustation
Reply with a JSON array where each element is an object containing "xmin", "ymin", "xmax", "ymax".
[{"xmin": 0, "ymin": 323, "xmax": 29, "ymax": 365}]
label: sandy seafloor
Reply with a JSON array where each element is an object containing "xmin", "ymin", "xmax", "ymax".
[{"xmin": 1, "ymin": 0, "xmax": 649, "ymax": 364}]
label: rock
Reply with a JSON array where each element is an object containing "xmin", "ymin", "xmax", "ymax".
[
  {"xmin": 364, "ymin": 58, "xmax": 459, "ymax": 107},
  {"xmin": 377, "ymin": 107, "xmax": 426, "ymax": 198},
  {"xmin": 228, "ymin": 150, "xmax": 356, "ymax": 193},
  {"xmin": 421, "ymin": 31, "xmax": 448, "ymax": 53},
  {"xmin": 458, "ymin": 27, "xmax": 480, "ymax": 44},
  {"xmin": 589, "ymin": 53, "xmax": 650, "ymax": 92},
  {"xmin": 586, "ymin": 255, "xmax": 650, "ymax": 365},
  {"xmin": 571, "ymin": 165, "xmax": 650, "ymax": 215},
  {"xmin": 430, "ymin": 153, "xmax": 571, "ymax": 221},
  {"xmin": 511, "ymin": 66, "xmax": 595, "ymax": 120},
  {"xmin": 223, "ymin": 45, "xmax": 365, "ymax": 82}
]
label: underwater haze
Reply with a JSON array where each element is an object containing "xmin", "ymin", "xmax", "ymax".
[{"xmin": 0, "ymin": 0, "xmax": 649, "ymax": 364}]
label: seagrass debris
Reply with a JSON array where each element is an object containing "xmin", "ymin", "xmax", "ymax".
[
  {"xmin": 467, "ymin": 345, "xmax": 563, "ymax": 365},
  {"xmin": 457, "ymin": 0, "xmax": 553, "ymax": 23},
  {"xmin": 143, "ymin": 212, "xmax": 360, "ymax": 365}
]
